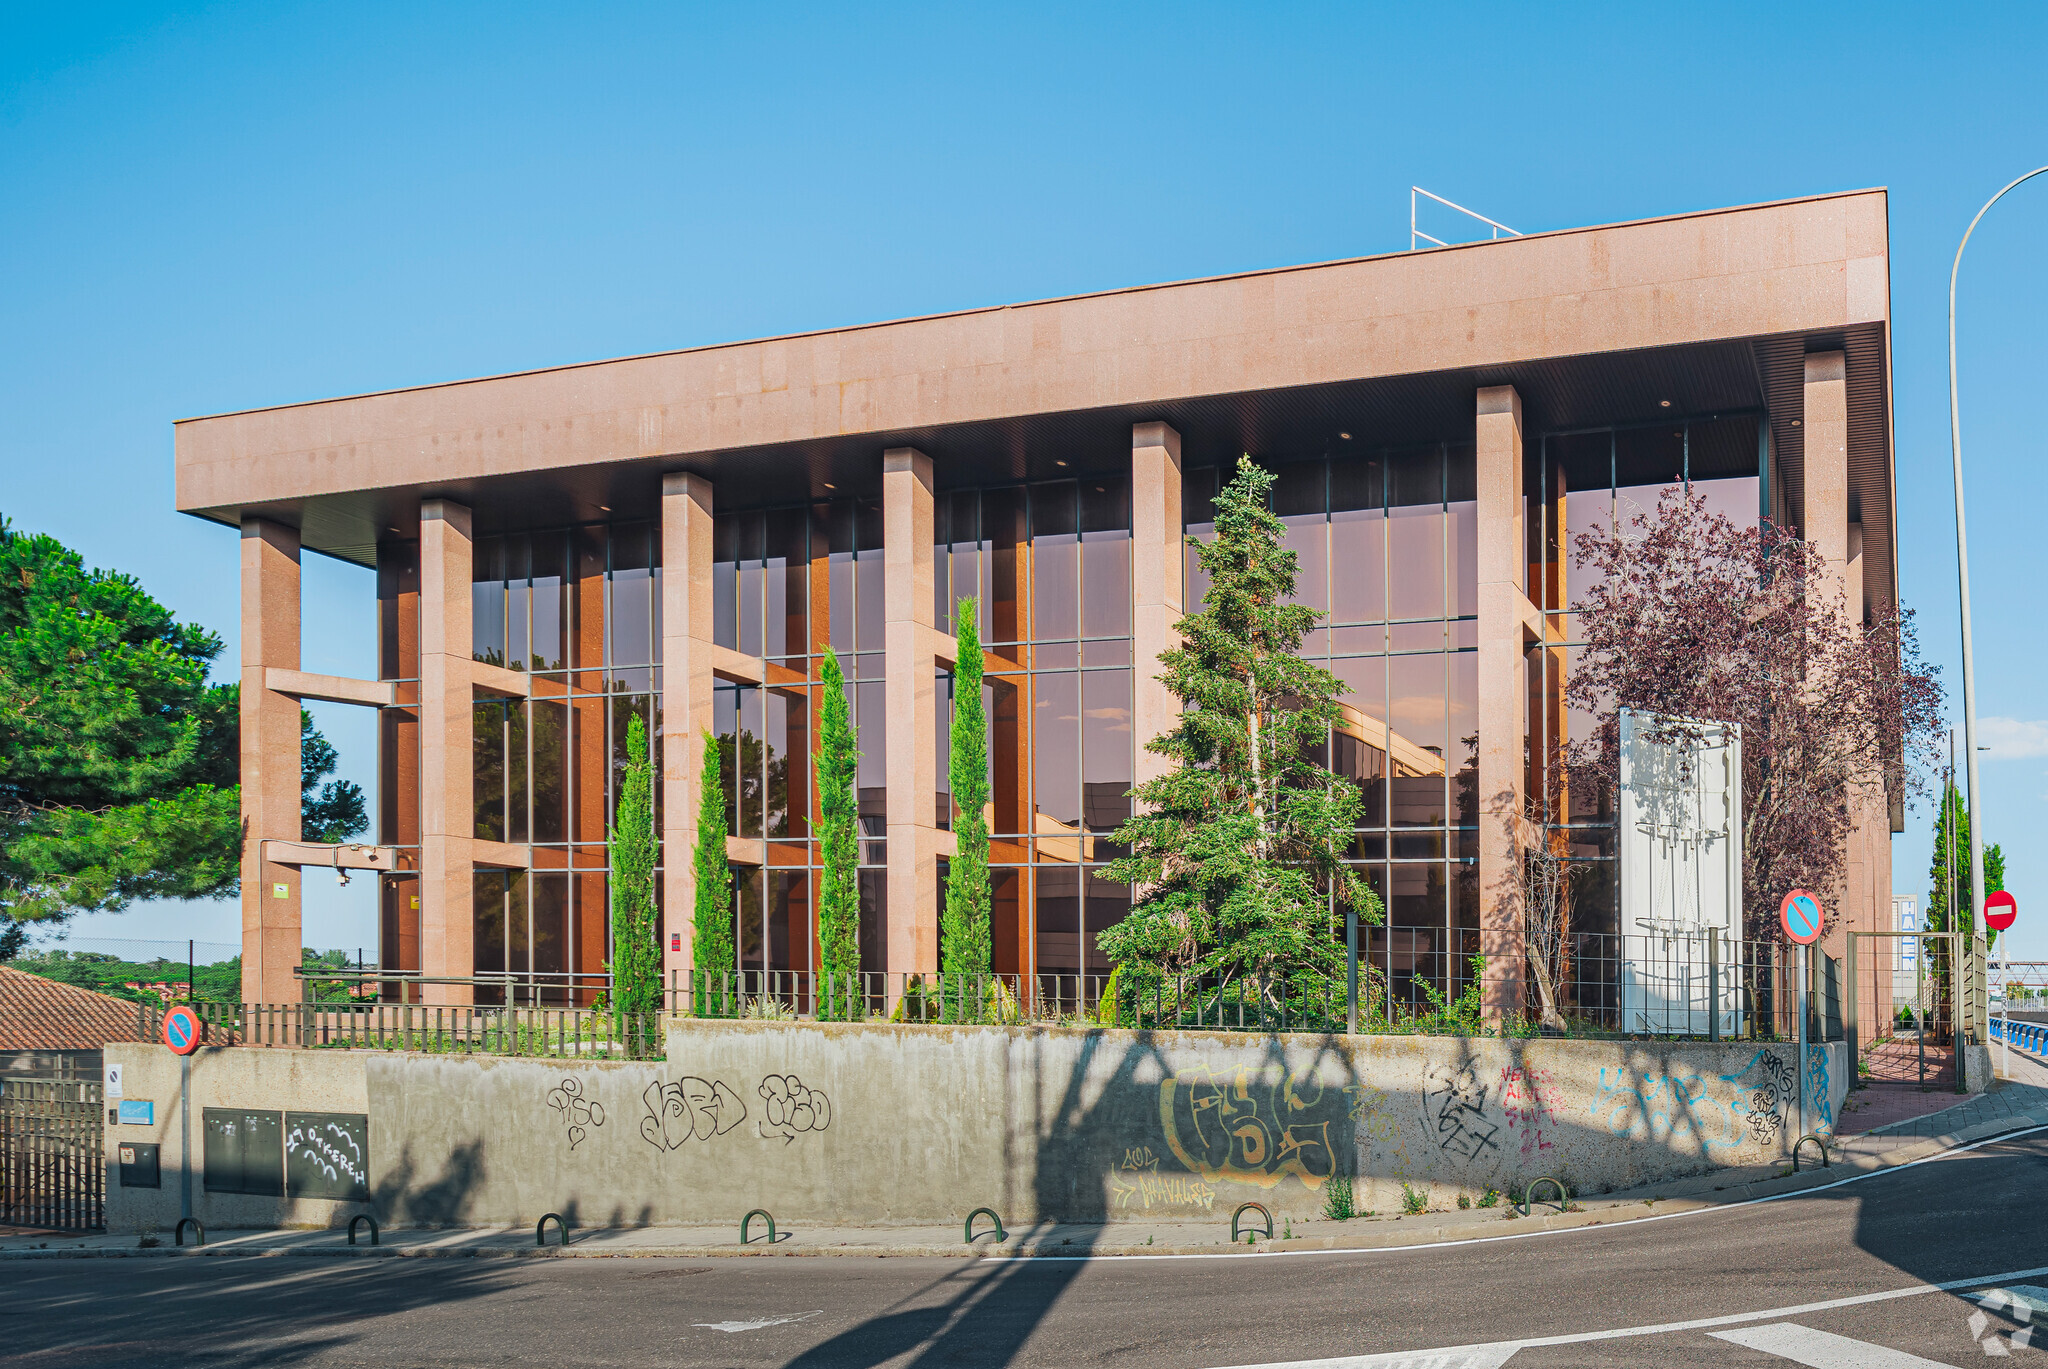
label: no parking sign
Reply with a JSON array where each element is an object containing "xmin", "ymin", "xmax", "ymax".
[
  {"xmin": 1779, "ymin": 889, "xmax": 1824, "ymax": 946},
  {"xmin": 161, "ymin": 1005, "xmax": 203, "ymax": 1056}
]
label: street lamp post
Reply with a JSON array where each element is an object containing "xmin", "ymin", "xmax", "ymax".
[{"xmin": 1947, "ymin": 164, "xmax": 2048, "ymax": 1063}]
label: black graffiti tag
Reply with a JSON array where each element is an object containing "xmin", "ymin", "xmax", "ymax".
[
  {"xmin": 545, "ymin": 1076, "xmax": 606, "ymax": 1150},
  {"xmin": 639, "ymin": 1076, "xmax": 747, "ymax": 1151},
  {"xmin": 757, "ymin": 1075, "xmax": 831, "ymax": 1144},
  {"xmin": 1422, "ymin": 1062, "xmax": 1501, "ymax": 1159}
]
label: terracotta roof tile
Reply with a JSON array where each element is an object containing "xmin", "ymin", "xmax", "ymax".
[{"xmin": 0, "ymin": 967, "xmax": 150, "ymax": 1050}]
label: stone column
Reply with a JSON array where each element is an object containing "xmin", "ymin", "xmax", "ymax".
[
  {"xmin": 1803, "ymin": 352, "xmax": 1851, "ymax": 622},
  {"xmin": 239, "ymin": 519, "xmax": 302, "ymax": 1006},
  {"xmin": 1802, "ymin": 351, "xmax": 1873, "ymax": 953},
  {"xmin": 661, "ymin": 473, "xmax": 716, "ymax": 987},
  {"xmin": 1130, "ymin": 422, "xmax": 1183, "ymax": 794},
  {"xmin": 883, "ymin": 448, "xmax": 939, "ymax": 979},
  {"xmin": 1475, "ymin": 386, "xmax": 1530, "ymax": 1022},
  {"xmin": 418, "ymin": 499, "xmax": 475, "ymax": 1004}
]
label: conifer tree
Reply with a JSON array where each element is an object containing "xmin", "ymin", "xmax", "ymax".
[
  {"xmin": 1099, "ymin": 456, "xmax": 1377, "ymax": 1004},
  {"xmin": 816, "ymin": 647, "xmax": 861, "ymax": 1016},
  {"xmin": 942, "ymin": 597, "xmax": 992, "ymax": 980},
  {"xmin": 691, "ymin": 729, "xmax": 734, "ymax": 1012},
  {"xmin": 607, "ymin": 714, "xmax": 661, "ymax": 1034}
]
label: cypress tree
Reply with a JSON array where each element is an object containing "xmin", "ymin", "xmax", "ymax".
[
  {"xmin": 942, "ymin": 597, "xmax": 992, "ymax": 983},
  {"xmin": 607, "ymin": 713, "xmax": 661, "ymax": 1035},
  {"xmin": 816, "ymin": 646, "xmax": 861, "ymax": 1017},
  {"xmin": 1098, "ymin": 455, "xmax": 1378, "ymax": 1011},
  {"xmin": 691, "ymin": 729, "xmax": 734, "ymax": 1013}
]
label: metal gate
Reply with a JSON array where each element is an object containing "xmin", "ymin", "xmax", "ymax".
[{"xmin": 0, "ymin": 1078, "xmax": 104, "ymax": 1230}]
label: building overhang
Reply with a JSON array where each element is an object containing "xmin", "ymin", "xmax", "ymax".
[{"xmin": 174, "ymin": 189, "xmax": 1893, "ymax": 602}]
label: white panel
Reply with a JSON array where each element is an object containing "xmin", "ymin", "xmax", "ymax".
[{"xmin": 1618, "ymin": 708, "xmax": 1743, "ymax": 1035}]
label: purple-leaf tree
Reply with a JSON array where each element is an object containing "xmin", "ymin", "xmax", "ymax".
[{"xmin": 1564, "ymin": 488, "xmax": 1943, "ymax": 941}]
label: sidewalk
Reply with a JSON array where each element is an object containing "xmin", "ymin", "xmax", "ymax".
[{"xmin": 8, "ymin": 1091, "xmax": 2040, "ymax": 1262}]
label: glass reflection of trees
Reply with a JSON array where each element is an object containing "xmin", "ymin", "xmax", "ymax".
[{"xmin": 1525, "ymin": 413, "xmax": 1765, "ymax": 1018}]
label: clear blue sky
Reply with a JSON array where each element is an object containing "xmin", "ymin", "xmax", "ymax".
[{"xmin": 5, "ymin": 2, "xmax": 2046, "ymax": 963}]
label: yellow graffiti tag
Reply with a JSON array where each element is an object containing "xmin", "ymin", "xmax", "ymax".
[{"xmin": 1159, "ymin": 1064, "xmax": 1338, "ymax": 1190}]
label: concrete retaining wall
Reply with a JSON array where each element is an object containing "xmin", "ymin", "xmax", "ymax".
[{"xmin": 106, "ymin": 1025, "xmax": 1849, "ymax": 1234}]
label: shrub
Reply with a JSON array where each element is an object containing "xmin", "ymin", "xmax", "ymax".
[
  {"xmin": 1320, "ymin": 1175, "xmax": 1356, "ymax": 1222},
  {"xmin": 1401, "ymin": 1183, "xmax": 1428, "ymax": 1215}
]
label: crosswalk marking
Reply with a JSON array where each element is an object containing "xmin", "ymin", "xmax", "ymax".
[
  {"xmin": 1202, "ymin": 1352, "xmax": 1517, "ymax": 1369},
  {"xmin": 1710, "ymin": 1323, "xmax": 1958, "ymax": 1367}
]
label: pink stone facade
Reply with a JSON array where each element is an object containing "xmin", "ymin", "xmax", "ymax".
[{"xmin": 181, "ymin": 191, "xmax": 1897, "ymax": 1020}]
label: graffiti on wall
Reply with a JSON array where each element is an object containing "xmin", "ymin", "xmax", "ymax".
[
  {"xmin": 757, "ymin": 1076, "xmax": 831, "ymax": 1144},
  {"xmin": 1421, "ymin": 1062, "xmax": 1502, "ymax": 1159},
  {"xmin": 1804, "ymin": 1046, "xmax": 1833, "ymax": 1138},
  {"xmin": 1498, "ymin": 1066, "xmax": 1556, "ymax": 1160},
  {"xmin": 1158, "ymin": 1065, "xmax": 1342, "ymax": 1190},
  {"xmin": 640, "ymin": 1076, "xmax": 748, "ymax": 1151},
  {"xmin": 546, "ymin": 1076, "xmax": 607, "ymax": 1151},
  {"xmin": 1109, "ymin": 1145, "xmax": 1219, "ymax": 1213},
  {"xmin": 1588, "ymin": 1049, "xmax": 1800, "ymax": 1155},
  {"xmin": 1744, "ymin": 1053, "xmax": 1793, "ymax": 1143}
]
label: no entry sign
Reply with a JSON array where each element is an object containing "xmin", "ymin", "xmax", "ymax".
[
  {"xmin": 1780, "ymin": 889, "xmax": 1825, "ymax": 946},
  {"xmin": 161, "ymin": 1005, "xmax": 203, "ymax": 1056},
  {"xmin": 1986, "ymin": 890, "xmax": 2019, "ymax": 934}
]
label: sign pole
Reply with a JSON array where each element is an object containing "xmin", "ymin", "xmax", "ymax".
[
  {"xmin": 179, "ymin": 1054, "xmax": 191, "ymax": 1223},
  {"xmin": 1779, "ymin": 889, "xmax": 1825, "ymax": 1147},
  {"xmin": 1985, "ymin": 891, "xmax": 2020, "ymax": 1080},
  {"xmin": 1797, "ymin": 946, "xmax": 1808, "ymax": 1143}
]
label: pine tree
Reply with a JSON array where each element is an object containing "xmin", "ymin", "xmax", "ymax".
[
  {"xmin": 942, "ymin": 597, "xmax": 992, "ymax": 985},
  {"xmin": 607, "ymin": 714, "xmax": 661, "ymax": 1039},
  {"xmin": 1927, "ymin": 779, "xmax": 2004, "ymax": 949},
  {"xmin": 816, "ymin": 647, "xmax": 861, "ymax": 1017},
  {"xmin": 1098, "ymin": 455, "xmax": 1378, "ymax": 1012},
  {"xmin": 691, "ymin": 729, "xmax": 734, "ymax": 1013}
]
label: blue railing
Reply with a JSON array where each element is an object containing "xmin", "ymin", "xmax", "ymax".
[{"xmin": 1990, "ymin": 1017, "xmax": 2048, "ymax": 1057}]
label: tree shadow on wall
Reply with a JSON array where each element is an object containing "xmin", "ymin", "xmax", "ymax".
[{"xmin": 782, "ymin": 1025, "xmax": 1363, "ymax": 1369}]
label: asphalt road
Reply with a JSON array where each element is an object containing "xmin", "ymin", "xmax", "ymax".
[{"xmin": 7, "ymin": 1129, "xmax": 2047, "ymax": 1369}]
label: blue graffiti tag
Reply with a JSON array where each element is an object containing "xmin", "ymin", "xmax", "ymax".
[
  {"xmin": 1804, "ymin": 1045, "xmax": 1833, "ymax": 1138},
  {"xmin": 1587, "ymin": 1049, "xmax": 1799, "ymax": 1156}
]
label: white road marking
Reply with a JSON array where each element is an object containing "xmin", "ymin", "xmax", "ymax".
[
  {"xmin": 996, "ymin": 1124, "xmax": 2048, "ymax": 1264},
  {"xmin": 1204, "ymin": 1351, "xmax": 1517, "ymax": 1369},
  {"xmin": 1199, "ymin": 1262, "xmax": 2048, "ymax": 1369},
  {"xmin": 690, "ymin": 1310, "xmax": 823, "ymax": 1333},
  {"xmin": 1710, "ymin": 1322, "xmax": 1958, "ymax": 1367}
]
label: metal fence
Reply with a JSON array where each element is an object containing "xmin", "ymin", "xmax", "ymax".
[
  {"xmin": 0, "ymin": 1078, "xmax": 103, "ymax": 1231},
  {"xmin": 136, "ymin": 999, "xmax": 664, "ymax": 1060},
  {"xmin": 100, "ymin": 932, "xmax": 1830, "ymax": 1054}
]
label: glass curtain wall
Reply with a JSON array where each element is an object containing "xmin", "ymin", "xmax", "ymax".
[
  {"xmin": 1525, "ymin": 413, "xmax": 1765, "ymax": 1014},
  {"xmin": 1185, "ymin": 445, "xmax": 1478, "ymax": 1014},
  {"xmin": 376, "ymin": 541, "xmax": 421, "ymax": 988},
  {"xmin": 932, "ymin": 479, "xmax": 1134, "ymax": 1005},
  {"xmin": 703, "ymin": 479, "xmax": 1136, "ymax": 1007},
  {"xmin": 403, "ymin": 523, "xmax": 664, "ymax": 1005},
  {"xmin": 711, "ymin": 501, "xmax": 888, "ymax": 989}
]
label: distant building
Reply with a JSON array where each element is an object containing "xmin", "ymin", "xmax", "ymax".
[
  {"xmin": 0, "ymin": 966, "xmax": 148, "ymax": 1079},
  {"xmin": 1893, "ymin": 895, "xmax": 1921, "ymax": 1017}
]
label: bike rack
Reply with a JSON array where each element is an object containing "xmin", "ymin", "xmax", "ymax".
[
  {"xmin": 1518, "ymin": 1177, "xmax": 1569, "ymax": 1216},
  {"xmin": 1230, "ymin": 1202, "xmax": 1273, "ymax": 1244},
  {"xmin": 347, "ymin": 1214, "xmax": 380, "ymax": 1246},
  {"xmin": 1792, "ymin": 1134, "xmax": 1831, "ymax": 1171},
  {"xmin": 741, "ymin": 1208, "xmax": 778, "ymax": 1245},
  {"xmin": 536, "ymin": 1212, "xmax": 568, "ymax": 1247},
  {"xmin": 174, "ymin": 1217, "xmax": 205, "ymax": 1247},
  {"xmin": 964, "ymin": 1207, "xmax": 1007, "ymax": 1245}
]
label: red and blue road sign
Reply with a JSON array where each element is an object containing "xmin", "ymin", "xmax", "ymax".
[
  {"xmin": 1986, "ymin": 890, "xmax": 2018, "ymax": 933},
  {"xmin": 1780, "ymin": 889, "xmax": 1824, "ymax": 946},
  {"xmin": 161, "ymin": 1005, "xmax": 203, "ymax": 1056}
]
